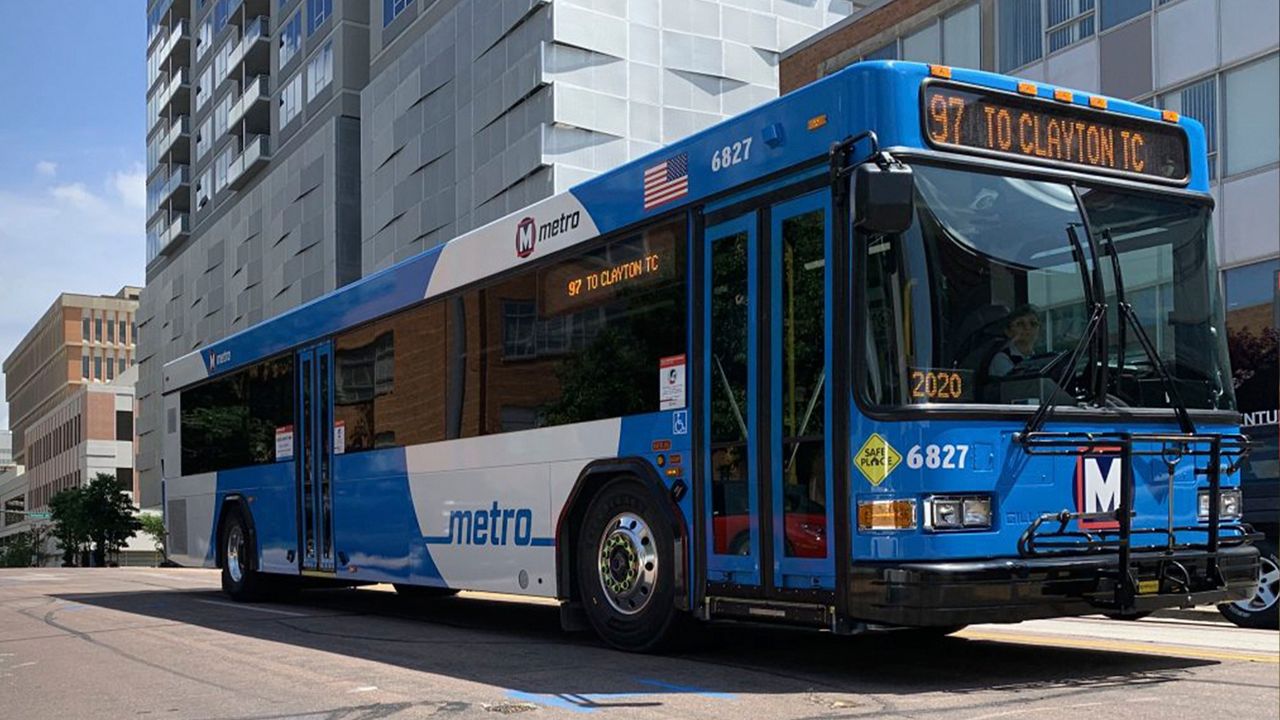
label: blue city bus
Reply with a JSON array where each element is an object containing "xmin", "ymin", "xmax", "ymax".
[{"xmin": 163, "ymin": 61, "xmax": 1260, "ymax": 651}]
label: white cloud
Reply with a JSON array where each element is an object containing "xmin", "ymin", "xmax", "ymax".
[
  {"xmin": 0, "ymin": 165, "xmax": 145, "ymax": 431},
  {"xmin": 35, "ymin": 160, "xmax": 57, "ymax": 178}
]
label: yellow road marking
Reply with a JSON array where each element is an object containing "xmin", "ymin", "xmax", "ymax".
[{"xmin": 957, "ymin": 628, "xmax": 1279, "ymax": 664}]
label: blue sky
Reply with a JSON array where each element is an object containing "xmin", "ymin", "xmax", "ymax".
[{"xmin": 0, "ymin": 0, "xmax": 146, "ymax": 431}]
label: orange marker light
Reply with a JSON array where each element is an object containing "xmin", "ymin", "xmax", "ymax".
[
  {"xmin": 1017, "ymin": 82, "xmax": 1037, "ymax": 96},
  {"xmin": 1089, "ymin": 95, "xmax": 1108, "ymax": 109},
  {"xmin": 1053, "ymin": 88, "xmax": 1073, "ymax": 103},
  {"xmin": 929, "ymin": 64, "xmax": 952, "ymax": 79},
  {"xmin": 807, "ymin": 114, "xmax": 828, "ymax": 131},
  {"xmin": 1162, "ymin": 109, "xmax": 1180, "ymax": 123}
]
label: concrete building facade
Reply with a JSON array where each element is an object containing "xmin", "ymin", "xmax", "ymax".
[
  {"xmin": 139, "ymin": 0, "xmax": 859, "ymax": 508},
  {"xmin": 780, "ymin": 0, "xmax": 1278, "ymax": 499},
  {"xmin": 2, "ymin": 287, "xmax": 140, "ymax": 469}
]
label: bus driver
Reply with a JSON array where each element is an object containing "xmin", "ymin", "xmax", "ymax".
[{"xmin": 988, "ymin": 304, "xmax": 1042, "ymax": 378}]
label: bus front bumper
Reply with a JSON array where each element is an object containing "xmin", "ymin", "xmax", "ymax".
[{"xmin": 846, "ymin": 544, "xmax": 1259, "ymax": 627}]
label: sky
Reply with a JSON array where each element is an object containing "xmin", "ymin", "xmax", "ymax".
[{"xmin": 0, "ymin": 0, "xmax": 146, "ymax": 431}]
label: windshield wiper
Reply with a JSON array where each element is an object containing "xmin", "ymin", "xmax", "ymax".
[{"xmin": 1021, "ymin": 223, "xmax": 1106, "ymax": 438}]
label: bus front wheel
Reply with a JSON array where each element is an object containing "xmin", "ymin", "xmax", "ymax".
[
  {"xmin": 577, "ymin": 479, "xmax": 680, "ymax": 652},
  {"xmin": 220, "ymin": 507, "xmax": 270, "ymax": 602}
]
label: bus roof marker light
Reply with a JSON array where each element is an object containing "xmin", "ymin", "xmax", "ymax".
[
  {"xmin": 1053, "ymin": 88, "xmax": 1073, "ymax": 103},
  {"xmin": 1017, "ymin": 82, "xmax": 1037, "ymax": 96},
  {"xmin": 806, "ymin": 114, "xmax": 828, "ymax": 132},
  {"xmin": 1089, "ymin": 95, "xmax": 1108, "ymax": 109},
  {"xmin": 929, "ymin": 65, "xmax": 951, "ymax": 79},
  {"xmin": 1162, "ymin": 109, "xmax": 1180, "ymax": 123}
]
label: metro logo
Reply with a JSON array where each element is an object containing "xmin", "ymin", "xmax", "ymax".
[
  {"xmin": 1075, "ymin": 450, "xmax": 1122, "ymax": 530},
  {"xmin": 515, "ymin": 217, "xmax": 537, "ymax": 258},
  {"xmin": 426, "ymin": 501, "xmax": 537, "ymax": 546}
]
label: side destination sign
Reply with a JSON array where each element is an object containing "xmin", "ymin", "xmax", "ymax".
[{"xmin": 922, "ymin": 82, "xmax": 1189, "ymax": 184}]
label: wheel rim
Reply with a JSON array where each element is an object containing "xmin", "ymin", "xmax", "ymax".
[
  {"xmin": 1234, "ymin": 553, "xmax": 1279, "ymax": 613},
  {"xmin": 597, "ymin": 512, "xmax": 657, "ymax": 615},
  {"xmin": 226, "ymin": 524, "xmax": 244, "ymax": 584}
]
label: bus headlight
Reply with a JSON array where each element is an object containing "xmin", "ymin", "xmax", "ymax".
[
  {"xmin": 1198, "ymin": 488, "xmax": 1242, "ymax": 521},
  {"xmin": 925, "ymin": 494, "xmax": 992, "ymax": 530}
]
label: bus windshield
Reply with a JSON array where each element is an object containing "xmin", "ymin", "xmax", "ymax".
[{"xmin": 861, "ymin": 162, "xmax": 1235, "ymax": 413}]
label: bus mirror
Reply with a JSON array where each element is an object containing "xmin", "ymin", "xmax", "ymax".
[{"xmin": 854, "ymin": 162, "xmax": 915, "ymax": 235}]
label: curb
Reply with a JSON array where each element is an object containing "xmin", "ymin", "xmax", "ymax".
[{"xmin": 1151, "ymin": 605, "xmax": 1232, "ymax": 624}]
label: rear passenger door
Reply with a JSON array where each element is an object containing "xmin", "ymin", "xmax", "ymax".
[{"xmin": 297, "ymin": 342, "xmax": 336, "ymax": 574}]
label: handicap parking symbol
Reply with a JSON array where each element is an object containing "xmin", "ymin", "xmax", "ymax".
[{"xmin": 672, "ymin": 410, "xmax": 689, "ymax": 436}]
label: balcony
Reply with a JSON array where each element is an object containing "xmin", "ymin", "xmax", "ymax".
[
  {"xmin": 226, "ymin": 135, "xmax": 271, "ymax": 190},
  {"xmin": 146, "ymin": 213, "xmax": 190, "ymax": 263},
  {"xmin": 228, "ymin": 74, "xmax": 270, "ymax": 131},
  {"xmin": 224, "ymin": 16, "xmax": 270, "ymax": 84},
  {"xmin": 153, "ymin": 20, "xmax": 189, "ymax": 74},
  {"xmin": 152, "ymin": 68, "xmax": 190, "ymax": 128},
  {"xmin": 146, "ymin": 165, "xmax": 190, "ymax": 223},
  {"xmin": 158, "ymin": 116, "xmax": 191, "ymax": 167}
]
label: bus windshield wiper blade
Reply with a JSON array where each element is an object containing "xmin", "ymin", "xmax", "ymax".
[
  {"xmin": 1115, "ymin": 301, "xmax": 1196, "ymax": 434},
  {"xmin": 1021, "ymin": 300, "xmax": 1106, "ymax": 439}
]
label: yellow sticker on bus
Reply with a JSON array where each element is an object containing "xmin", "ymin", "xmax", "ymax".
[{"xmin": 855, "ymin": 433, "xmax": 902, "ymax": 486}]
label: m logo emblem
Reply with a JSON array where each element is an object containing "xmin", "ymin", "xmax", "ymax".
[
  {"xmin": 1075, "ymin": 450, "xmax": 1122, "ymax": 529},
  {"xmin": 515, "ymin": 216, "xmax": 537, "ymax": 258}
]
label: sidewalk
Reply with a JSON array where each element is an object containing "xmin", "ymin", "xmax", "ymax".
[{"xmin": 1150, "ymin": 604, "xmax": 1230, "ymax": 624}]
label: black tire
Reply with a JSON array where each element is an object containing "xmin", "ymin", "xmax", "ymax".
[
  {"xmin": 219, "ymin": 506, "xmax": 270, "ymax": 602},
  {"xmin": 393, "ymin": 583, "xmax": 460, "ymax": 599},
  {"xmin": 1104, "ymin": 611, "xmax": 1152, "ymax": 621},
  {"xmin": 1218, "ymin": 540, "xmax": 1279, "ymax": 630},
  {"xmin": 577, "ymin": 479, "xmax": 681, "ymax": 652}
]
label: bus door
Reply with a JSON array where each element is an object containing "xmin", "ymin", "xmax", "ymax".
[
  {"xmin": 296, "ymin": 342, "xmax": 336, "ymax": 574},
  {"xmin": 702, "ymin": 188, "xmax": 835, "ymax": 596}
]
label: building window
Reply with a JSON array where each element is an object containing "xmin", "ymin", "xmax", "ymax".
[
  {"xmin": 1046, "ymin": 0, "xmax": 1094, "ymax": 53},
  {"xmin": 864, "ymin": 41, "xmax": 897, "ymax": 61},
  {"xmin": 94, "ymin": 355, "xmax": 102, "ymax": 380},
  {"xmin": 1223, "ymin": 259, "xmax": 1279, "ymax": 488},
  {"xmin": 1224, "ymin": 54, "xmax": 1280, "ymax": 177},
  {"xmin": 82, "ymin": 356, "xmax": 90, "ymax": 379},
  {"xmin": 306, "ymin": 41, "xmax": 333, "ymax": 101},
  {"xmin": 82, "ymin": 317, "xmax": 90, "ymax": 341},
  {"xmin": 307, "ymin": 0, "xmax": 332, "ymax": 35},
  {"xmin": 279, "ymin": 11, "xmax": 302, "ymax": 67},
  {"xmin": 902, "ymin": 22, "xmax": 941, "ymax": 64},
  {"xmin": 119, "ymin": 357, "xmax": 127, "ymax": 374},
  {"xmin": 132, "ymin": 321, "xmax": 138, "ymax": 341},
  {"xmin": 941, "ymin": 3, "xmax": 981, "ymax": 69},
  {"xmin": 1100, "ymin": 0, "xmax": 1150, "ymax": 31},
  {"xmin": 1160, "ymin": 77, "xmax": 1217, "ymax": 179},
  {"xmin": 384, "ymin": 0, "xmax": 413, "ymax": 27},
  {"xmin": 998, "ymin": 0, "xmax": 1043, "ymax": 72},
  {"xmin": 106, "ymin": 357, "xmax": 115, "ymax": 380},
  {"xmin": 216, "ymin": 144, "xmax": 236, "ymax": 193},
  {"xmin": 119, "ymin": 320, "xmax": 127, "ymax": 343},
  {"xmin": 280, "ymin": 73, "xmax": 303, "ymax": 126},
  {"xmin": 214, "ymin": 38, "xmax": 233, "ymax": 83},
  {"xmin": 214, "ymin": 92, "xmax": 232, "ymax": 137},
  {"xmin": 196, "ymin": 17, "xmax": 213, "ymax": 60},
  {"xmin": 95, "ymin": 317, "xmax": 103, "ymax": 341},
  {"xmin": 107, "ymin": 316, "xmax": 115, "ymax": 344},
  {"xmin": 196, "ymin": 169, "xmax": 212, "ymax": 208},
  {"xmin": 116, "ymin": 410, "xmax": 134, "ymax": 442},
  {"xmin": 195, "ymin": 66, "xmax": 212, "ymax": 111}
]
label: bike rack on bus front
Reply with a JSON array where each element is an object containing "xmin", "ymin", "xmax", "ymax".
[{"xmin": 1014, "ymin": 431, "xmax": 1253, "ymax": 611}]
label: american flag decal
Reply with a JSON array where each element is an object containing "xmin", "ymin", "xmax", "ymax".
[{"xmin": 643, "ymin": 152, "xmax": 689, "ymax": 210}]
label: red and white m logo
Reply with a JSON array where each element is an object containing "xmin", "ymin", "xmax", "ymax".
[
  {"xmin": 1075, "ymin": 451, "xmax": 1122, "ymax": 529},
  {"xmin": 515, "ymin": 216, "xmax": 537, "ymax": 258}
]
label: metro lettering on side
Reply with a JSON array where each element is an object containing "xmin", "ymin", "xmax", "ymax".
[{"xmin": 426, "ymin": 502, "xmax": 537, "ymax": 546}]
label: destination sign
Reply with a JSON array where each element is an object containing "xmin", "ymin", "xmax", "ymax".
[
  {"xmin": 541, "ymin": 230, "xmax": 679, "ymax": 316},
  {"xmin": 922, "ymin": 83, "xmax": 1189, "ymax": 183}
]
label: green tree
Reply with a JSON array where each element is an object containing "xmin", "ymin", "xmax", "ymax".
[
  {"xmin": 139, "ymin": 512, "xmax": 167, "ymax": 563},
  {"xmin": 49, "ymin": 474, "xmax": 142, "ymax": 566},
  {"xmin": 0, "ymin": 532, "xmax": 37, "ymax": 567}
]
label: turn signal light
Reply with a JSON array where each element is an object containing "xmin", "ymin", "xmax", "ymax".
[
  {"xmin": 857, "ymin": 499, "xmax": 917, "ymax": 531},
  {"xmin": 929, "ymin": 65, "xmax": 952, "ymax": 79}
]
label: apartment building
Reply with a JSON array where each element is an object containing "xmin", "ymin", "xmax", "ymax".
[
  {"xmin": 780, "ymin": 0, "xmax": 1278, "ymax": 490},
  {"xmin": 139, "ymin": 0, "xmax": 859, "ymax": 507},
  {"xmin": 2, "ymin": 287, "xmax": 140, "ymax": 468}
]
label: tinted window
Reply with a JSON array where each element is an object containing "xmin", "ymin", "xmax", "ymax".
[
  {"xmin": 116, "ymin": 410, "xmax": 133, "ymax": 441},
  {"xmin": 181, "ymin": 356, "xmax": 294, "ymax": 475},
  {"xmin": 448, "ymin": 221, "xmax": 687, "ymax": 437},
  {"xmin": 334, "ymin": 301, "xmax": 447, "ymax": 452}
]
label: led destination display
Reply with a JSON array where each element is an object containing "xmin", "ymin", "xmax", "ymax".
[{"xmin": 923, "ymin": 83, "xmax": 1190, "ymax": 183}]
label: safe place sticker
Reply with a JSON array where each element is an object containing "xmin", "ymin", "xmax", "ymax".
[{"xmin": 855, "ymin": 433, "xmax": 900, "ymax": 486}]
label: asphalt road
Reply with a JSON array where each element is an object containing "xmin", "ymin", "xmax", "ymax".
[{"xmin": 0, "ymin": 568, "xmax": 1275, "ymax": 720}]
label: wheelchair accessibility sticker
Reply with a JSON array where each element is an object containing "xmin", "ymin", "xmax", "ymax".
[{"xmin": 672, "ymin": 410, "xmax": 689, "ymax": 435}]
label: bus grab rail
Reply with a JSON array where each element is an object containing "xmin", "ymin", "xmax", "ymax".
[{"xmin": 1014, "ymin": 430, "xmax": 1250, "ymax": 610}]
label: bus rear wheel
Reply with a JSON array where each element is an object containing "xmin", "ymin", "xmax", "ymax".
[
  {"xmin": 577, "ymin": 480, "xmax": 680, "ymax": 652},
  {"xmin": 220, "ymin": 507, "xmax": 270, "ymax": 602},
  {"xmin": 1218, "ymin": 540, "xmax": 1279, "ymax": 630}
]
